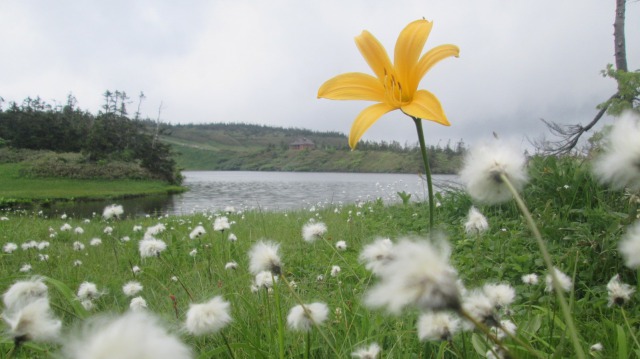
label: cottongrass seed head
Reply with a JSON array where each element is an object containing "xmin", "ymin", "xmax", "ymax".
[
  {"xmin": 592, "ymin": 111, "xmax": 640, "ymax": 191},
  {"xmin": 462, "ymin": 289, "xmax": 499, "ymax": 329},
  {"xmin": 61, "ymin": 311, "xmax": 192, "ymax": 359},
  {"xmin": 248, "ymin": 240, "xmax": 282, "ymax": 275},
  {"xmin": 351, "ymin": 342, "xmax": 381, "ymax": 359},
  {"xmin": 254, "ymin": 271, "xmax": 278, "ymax": 289},
  {"xmin": 359, "ymin": 238, "xmax": 394, "ymax": 275},
  {"xmin": 364, "ymin": 237, "xmax": 460, "ymax": 314},
  {"xmin": 417, "ymin": 312, "xmax": 460, "ymax": 342},
  {"xmin": 139, "ymin": 237, "xmax": 167, "ymax": 258},
  {"xmin": 335, "ymin": 240, "xmax": 347, "ymax": 251},
  {"xmin": 607, "ymin": 274, "xmax": 635, "ymax": 307},
  {"xmin": 286, "ymin": 302, "xmax": 329, "ymax": 332},
  {"xmin": 129, "ymin": 296, "xmax": 147, "ymax": 311},
  {"xmin": 545, "ymin": 267, "xmax": 573, "ymax": 293},
  {"xmin": 521, "ymin": 273, "xmax": 539, "ymax": 285},
  {"xmin": 3, "ymin": 298, "xmax": 61, "ymax": 345},
  {"xmin": 619, "ymin": 221, "xmax": 640, "ymax": 268},
  {"xmin": 189, "ymin": 225, "xmax": 206, "ymax": 239},
  {"xmin": 122, "ymin": 281, "xmax": 143, "ymax": 297},
  {"xmin": 213, "ymin": 216, "xmax": 231, "ymax": 232},
  {"xmin": 459, "ymin": 140, "xmax": 528, "ymax": 204},
  {"xmin": 184, "ymin": 296, "xmax": 232, "ymax": 336},
  {"xmin": 102, "ymin": 204, "xmax": 124, "ymax": 220},
  {"xmin": 3, "ymin": 277, "xmax": 49, "ymax": 314},
  {"xmin": 464, "ymin": 206, "xmax": 489, "ymax": 235},
  {"xmin": 482, "ymin": 283, "xmax": 516, "ymax": 310},
  {"xmin": 302, "ymin": 220, "xmax": 328, "ymax": 242}
]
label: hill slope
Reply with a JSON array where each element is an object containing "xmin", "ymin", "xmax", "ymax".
[{"xmin": 161, "ymin": 123, "xmax": 464, "ymax": 174}]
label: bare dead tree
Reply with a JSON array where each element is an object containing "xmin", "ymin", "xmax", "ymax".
[{"xmin": 539, "ymin": 0, "xmax": 627, "ymax": 155}]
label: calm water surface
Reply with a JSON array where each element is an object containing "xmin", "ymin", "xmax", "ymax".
[{"xmin": 39, "ymin": 171, "xmax": 458, "ymax": 218}]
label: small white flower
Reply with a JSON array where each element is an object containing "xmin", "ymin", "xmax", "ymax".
[
  {"xmin": 3, "ymin": 277, "xmax": 49, "ymax": 314},
  {"xmin": 335, "ymin": 240, "xmax": 347, "ymax": 251},
  {"xmin": 21, "ymin": 240, "xmax": 37, "ymax": 250},
  {"xmin": 316, "ymin": 274, "xmax": 324, "ymax": 282},
  {"xmin": 130, "ymin": 296, "xmax": 147, "ymax": 311},
  {"xmin": 491, "ymin": 319, "xmax": 517, "ymax": 340},
  {"xmin": 123, "ymin": 281, "xmax": 143, "ymax": 297},
  {"xmin": 60, "ymin": 223, "xmax": 72, "ymax": 232},
  {"xmin": 83, "ymin": 219, "xmax": 91, "ymax": 224},
  {"xmin": 171, "ymin": 276, "xmax": 178, "ymax": 282},
  {"xmin": 462, "ymin": 290, "xmax": 498, "ymax": 328},
  {"xmin": 73, "ymin": 260, "xmax": 83, "ymax": 267},
  {"xmin": 227, "ymin": 233, "xmax": 238, "ymax": 242},
  {"xmin": 224, "ymin": 261, "xmax": 238, "ymax": 270},
  {"xmin": 545, "ymin": 267, "xmax": 573, "ymax": 293},
  {"xmin": 417, "ymin": 312, "xmax": 460, "ymax": 341},
  {"xmin": 330, "ymin": 265, "xmax": 341, "ymax": 277},
  {"xmin": 607, "ymin": 274, "xmax": 635, "ymax": 307},
  {"xmin": 3, "ymin": 298, "xmax": 61, "ymax": 344},
  {"xmin": 61, "ymin": 213, "xmax": 68, "ymax": 220},
  {"xmin": 133, "ymin": 225, "xmax": 143, "ymax": 232},
  {"xmin": 81, "ymin": 299, "xmax": 95, "ymax": 311},
  {"xmin": 61, "ymin": 311, "xmax": 192, "ymax": 359},
  {"xmin": 189, "ymin": 225, "xmax": 206, "ymax": 239},
  {"xmin": 459, "ymin": 140, "xmax": 528, "ymax": 204},
  {"xmin": 120, "ymin": 236, "xmax": 131, "ymax": 242},
  {"xmin": 255, "ymin": 271, "xmax": 277, "ymax": 288},
  {"xmin": 184, "ymin": 296, "xmax": 232, "ymax": 335},
  {"xmin": 38, "ymin": 254, "xmax": 49, "ymax": 262},
  {"xmin": 464, "ymin": 206, "xmax": 489, "ymax": 235},
  {"xmin": 302, "ymin": 221, "xmax": 328, "ymax": 242},
  {"xmin": 145, "ymin": 223, "xmax": 166, "ymax": 237},
  {"xmin": 521, "ymin": 273, "xmax": 539, "ymax": 285},
  {"xmin": 132, "ymin": 266, "xmax": 142, "ymax": 275},
  {"xmin": 139, "ymin": 237, "xmax": 167, "ymax": 258},
  {"xmin": 19, "ymin": 264, "xmax": 32, "ymax": 273},
  {"xmin": 103, "ymin": 226, "xmax": 113, "ymax": 235},
  {"xmin": 286, "ymin": 302, "xmax": 329, "ymax": 332},
  {"xmin": 90, "ymin": 238, "xmax": 102, "ymax": 246},
  {"xmin": 0, "ymin": 216, "xmax": 8, "ymax": 221},
  {"xmin": 593, "ymin": 111, "xmax": 640, "ymax": 191},
  {"xmin": 351, "ymin": 342, "xmax": 381, "ymax": 359},
  {"xmin": 37, "ymin": 241, "xmax": 50, "ymax": 250},
  {"xmin": 590, "ymin": 342, "xmax": 604, "ymax": 352},
  {"xmin": 74, "ymin": 227, "xmax": 84, "ymax": 234}
]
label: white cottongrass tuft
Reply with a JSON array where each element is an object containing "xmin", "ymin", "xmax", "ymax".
[
  {"xmin": 248, "ymin": 240, "xmax": 282, "ymax": 275},
  {"xmin": 184, "ymin": 296, "xmax": 232, "ymax": 335},
  {"xmin": 60, "ymin": 223, "xmax": 72, "ymax": 231},
  {"xmin": 132, "ymin": 266, "xmax": 142, "ymax": 275},
  {"xmin": 606, "ymin": 274, "xmax": 635, "ymax": 307},
  {"xmin": 102, "ymin": 204, "xmax": 124, "ymax": 220},
  {"xmin": 482, "ymin": 283, "xmax": 516, "ymax": 310},
  {"xmin": 545, "ymin": 267, "xmax": 573, "ymax": 293},
  {"xmin": 286, "ymin": 302, "xmax": 329, "ymax": 332},
  {"xmin": 464, "ymin": 206, "xmax": 489, "ymax": 235},
  {"xmin": 228, "ymin": 233, "xmax": 238, "ymax": 242},
  {"xmin": 619, "ymin": 221, "xmax": 640, "ymax": 268},
  {"xmin": 189, "ymin": 249, "xmax": 198, "ymax": 257},
  {"xmin": 122, "ymin": 281, "xmax": 143, "ymax": 297},
  {"xmin": 364, "ymin": 237, "xmax": 460, "ymax": 314},
  {"xmin": 77, "ymin": 282, "xmax": 102, "ymax": 301},
  {"xmin": 351, "ymin": 342, "xmax": 381, "ymax": 359},
  {"xmin": 335, "ymin": 240, "xmax": 347, "ymax": 251},
  {"xmin": 103, "ymin": 226, "xmax": 113, "ymax": 235},
  {"xmin": 491, "ymin": 319, "xmax": 517, "ymax": 341},
  {"xmin": 359, "ymin": 238, "xmax": 394, "ymax": 275},
  {"xmin": 89, "ymin": 238, "xmax": 102, "ymax": 246},
  {"xmin": 189, "ymin": 226, "xmax": 206, "ymax": 239},
  {"xmin": 459, "ymin": 140, "xmax": 528, "ymax": 204},
  {"xmin": 330, "ymin": 265, "xmax": 341, "ymax": 277},
  {"xmin": 133, "ymin": 225, "xmax": 143, "ymax": 232},
  {"xmin": 254, "ymin": 271, "xmax": 278, "ymax": 289},
  {"xmin": 461, "ymin": 290, "xmax": 498, "ymax": 328},
  {"xmin": 521, "ymin": 273, "xmax": 539, "ymax": 285},
  {"xmin": 139, "ymin": 237, "xmax": 167, "ymax": 258},
  {"xmin": 74, "ymin": 227, "xmax": 84, "ymax": 234},
  {"xmin": 224, "ymin": 261, "xmax": 238, "ymax": 270},
  {"xmin": 590, "ymin": 342, "xmax": 604, "ymax": 352},
  {"xmin": 19, "ymin": 264, "xmax": 32, "ymax": 273},
  {"xmin": 417, "ymin": 312, "xmax": 460, "ymax": 341},
  {"xmin": 3, "ymin": 242, "xmax": 18, "ymax": 254},
  {"xmin": 3, "ymin": 298, "xmax": 61, "ymax": 344},
  {"xmin": 3, "ymin": 277, "xmax": 49, "ymax": 314},
  {"xmin": 130, "ymin": 296, "xmax": 147, "ymax": 311},
  {"xmin": 145, "ymin": 223, "xmax": 166, "ymax": 238},
  {"xmin": 73, "ymin": 241, "xmax": 85, "ymax": 251},
  {"xmin": 213, "ymin": 216, "xmax": 230, "ymax": 232},
  {"xmin": 61, "ymin": 311, "xmax": 192, "ymax": 359},
  {"xmin": 592, "ymin": 111, "xmax": 640, "ymax": 191},
  {"xmin": 302, "ymin": 220, "xmax": 328, "ymax": 242}
]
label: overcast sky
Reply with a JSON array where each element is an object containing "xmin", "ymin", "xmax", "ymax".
[{"xmin": 1, "ymin": 1, "xmax": 638, "ymax": 148}]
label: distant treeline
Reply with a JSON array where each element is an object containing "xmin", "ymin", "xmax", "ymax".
[{"xmin": 0, "ymin": 92, "xmax": 182, "ymax": 184}]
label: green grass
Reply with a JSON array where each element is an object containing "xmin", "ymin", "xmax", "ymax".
[
  {"xmin": 0, "ymin": 155, "xmax": 638, "ymax": 358},
  {"xmin": 0, "ymin": 163, "xmax": 184, "ymax": 204}
]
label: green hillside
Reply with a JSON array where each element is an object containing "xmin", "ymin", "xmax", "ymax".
[{"xmin": 161, "ymin": 123, "xmax": 465, "ymax": 174}]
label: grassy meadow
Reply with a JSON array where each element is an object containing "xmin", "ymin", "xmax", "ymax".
[{"xmin": 0, "ymin": 155, "xmax": 638, "ymax": 358}]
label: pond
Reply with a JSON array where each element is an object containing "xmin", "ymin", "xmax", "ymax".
[{"xmin": 30, "ymin": 171, "xmax": 459, "ymax": 218}]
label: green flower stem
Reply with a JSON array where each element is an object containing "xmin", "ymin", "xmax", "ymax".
[
  {"xmin": 621, "ymin": 307, "xmax": 640, "ymax": 351},
  {"xmin": 272, "ymin": 273, "xmax": 286, "ymax": 359},
  {"xmin": 499, "ymin": 173, "xmax": 586, "ymax": 359},
  {"xmin": 220, "ymin": 332, "xmax": 237, "ymax": 359},
  {"xmin": 412, "ymin": 117, "xmax": 435, "ymax": 231}
]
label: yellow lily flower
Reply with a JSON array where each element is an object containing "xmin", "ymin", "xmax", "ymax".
[{"xmin": 318, "ymin": 19, "xmax": 459, "ymax": 149}]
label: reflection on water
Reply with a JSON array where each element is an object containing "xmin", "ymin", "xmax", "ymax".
[{"xmin": 35, "ymin": 171, "xmax": 458, "ymax": 218}]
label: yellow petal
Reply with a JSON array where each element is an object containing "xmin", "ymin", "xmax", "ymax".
[
  {"xmin": 394, "ymin": 19, "xmax": 432, "ymax": 93},
  {"xmin": 349, "ymin": 103, "xmax": 395, "ymax": 149},
  {"xmin": 354, "ymin": 30, "xmax": 394, "ymax": 82},
  {"xmin": 401, "ymin": 90, "xmax": 450, "ymax": 126},
  {"xmin": 414, "ymin": 44, "xmax": 460, "ymax": 87},
  {"xmin": 318, "ymin": 72, "xmax": 385, "ymax": 102}
]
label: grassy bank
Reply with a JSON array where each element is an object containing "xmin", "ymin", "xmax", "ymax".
[
  {"xmin": 0, "ymin": 163, "xmax": 185, "ymax": 208},
  {"xmin": 0, "ymin": 155, "xmax": 638, "ymax": 357}
]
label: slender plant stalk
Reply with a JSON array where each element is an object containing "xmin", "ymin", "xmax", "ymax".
[
  {"xmin": 621, "ymin": 307, "xmax": 640, "ymax": 351},
  {"xmin": 412, "ymin": 117, "xmax": 435, "ymax": 231},
  {"xmin": 272, "ymin": 274, "xmax": 286, "ymax": 359},
  {"xmin": 220, "ymin": 332, "xmax": 237, "ymax": 359},
  {"xmin": 305, "ymin": 331, "xmax": 311, "ymax": 359},
  {"xmin": 499, "ymin": 173, "xmax": 586, "ymax": 359},
  {"xmin": 457, "ymin": 309, "xmax": 512, "ymax": 357}
]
